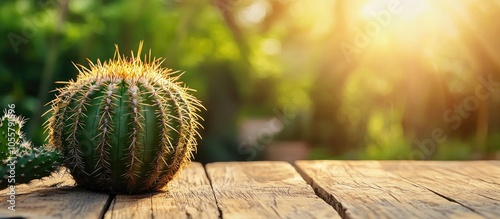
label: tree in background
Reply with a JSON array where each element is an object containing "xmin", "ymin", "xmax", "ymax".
[{"xmin": 1, "ymin": 0, "xmax": 499, "ymax": 161}]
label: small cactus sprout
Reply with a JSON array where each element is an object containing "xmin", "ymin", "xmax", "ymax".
[
  {"xmin": 0, "ymin": 141, "xmax": 63, "ymax": 189},
  {"xmin": 45, "ymin": 42, "xmax": 204, "ymax": 194},
  {"xmin": 0, "ymin": 111, "xmax": 63, "ymax": 189},
  {"xmin": 0, "ymin": 111, "xmax": 25, "ymax": 160}
]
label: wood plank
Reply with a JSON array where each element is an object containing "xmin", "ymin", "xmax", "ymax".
[
  {"xmin": 487, "ymin": 161, "xmax": 499, "ymax": 167},
  {"xmin": 104, "ymin": 162, "xmax": 219, "ymax": 219},
  {"xmin": 0, "ymin": 168, "xmax": 111, "ymax": 219},
  {"xmin": 205, "ymin": 161, "xmax": 341, "ymax": 219},
  {"xmin": 391, "ymin": 161, "xmax": 500, "ymax": 185},
  {"xmin": 379, "ymin": 161, "xmax": 500, "ymax": 218},
  {"xmin": 296, "ymin": 160, "xmax": 485, "ymax": 219}
]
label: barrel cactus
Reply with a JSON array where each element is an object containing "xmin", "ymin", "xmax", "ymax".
[
  {"xmin": 0, "ymin": 43, "xmax": 203, "ymax": 193},
  {"xmin": 41, "ymin": 42, "xmax": 204, "ymax": 194}
]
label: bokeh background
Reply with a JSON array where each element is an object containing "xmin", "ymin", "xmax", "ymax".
[{"xmin": 1, "ymin": 0, "xmax": 499, "ymax": 163}]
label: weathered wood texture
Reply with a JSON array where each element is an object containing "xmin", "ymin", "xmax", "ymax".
[
  {"xmin": 0, "ymin": 169, "xmax": 111, "ymax": 219},
  {"xmin": 1, "ymin": 161, "xmax": 498, "ymax": 219},
  {"xmin": 205, "ymin": 161, "xmax": 341, "ymax": 219},
  {"xmin": 296, "ymin": 160, "xmax": 500, "ymax": 219},
  {"xmin": 104, "ymin": 162, "xmax": 219, "ymax": 219},
  {"xmin": 380, "ymin": 161, "xmax": 500, "ymax": 219}
]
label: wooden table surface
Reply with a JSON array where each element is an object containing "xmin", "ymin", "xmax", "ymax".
[{"xmin": 0, "ymin": 161, "xmax": 498, "ymax": 219}]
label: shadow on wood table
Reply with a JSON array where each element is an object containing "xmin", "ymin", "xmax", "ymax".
[{"xmin": 0, "ymin": 161, "xmax": 498, "ymax": 219}]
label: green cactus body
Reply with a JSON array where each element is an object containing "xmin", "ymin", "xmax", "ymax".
[
  {"xmin": 45, "ymin": 43, "xmax": 203, "ymax": 194},
  {"xmin": 0, "ymin": 112, "xmax": 63, "ymax": 189},
  {"xmin": 0, "ymin": 142, "xmax": 63, "ymax": 189},
  {"xmin": 0, "ymin": 113, "xmax": 24, "ymax": 160}
]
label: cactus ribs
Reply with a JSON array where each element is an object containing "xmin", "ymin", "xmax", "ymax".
[{"xmin": 1, "ymin": 42, "xmax": 204, "ymax": 194}]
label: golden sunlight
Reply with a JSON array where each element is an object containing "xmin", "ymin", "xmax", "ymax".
[
  {"xmin": 361, "ymin": 0, "xmax": 430, "ymax": 20},
  {"xmin": 351, "ymin": 0, "xmax": 465, "ymax": 57}
]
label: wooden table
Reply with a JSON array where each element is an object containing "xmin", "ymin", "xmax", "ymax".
[{"xmin": 0, "ymin": 161, "xmax": 498, "ymax": 219}]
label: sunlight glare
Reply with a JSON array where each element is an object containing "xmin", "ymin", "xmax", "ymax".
[
  {"xmin": 361, "ymin": 0, "xmax": 430, "ymax": 20},
  {"xmin": 237, "ymin": 0, "xmax": 270, "ymax": 25}
]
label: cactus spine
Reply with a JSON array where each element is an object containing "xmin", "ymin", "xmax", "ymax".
[
  {"xmin": 45, "ymin": 42, "xmax": 203, "ymax": 194},
  {"xmin": 0, "ymin": 112, "xmax": 24, "ymax": 160},
  {"xmin": 0, "ymin": 112, "xmax": 62, "ymax": 189}
]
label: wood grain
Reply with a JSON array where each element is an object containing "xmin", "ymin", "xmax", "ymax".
[
  {"xmin": 379, "ymin": 161, "xmax": 500, "ymax": 218},
  {"xmin": 104, "ymin": 162, "xmax": 219, "ymax": 219},
  {"xmin": 296, "ymin": 160, "xmax": 488, "ymax": 219},
  {"xmin": 0, "ymin": 168, "xmax": 111, "ymax": 219},
  {"xmin": 205, "ymin": 161, "xmax": 341, "ymax": 219},
  {"xmin": 1, "ymin": 161, "xmax": 498, "ymax": 218}
]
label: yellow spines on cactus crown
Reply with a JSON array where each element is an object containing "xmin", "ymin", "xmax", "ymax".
[{"xmin": 73, "ymin": 42, "xmax": 175, "ymax": 81}]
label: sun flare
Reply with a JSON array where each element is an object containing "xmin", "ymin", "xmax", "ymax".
[{"xmin": 361, "ymin": 0, "xmax": 430, "ymax": 20}]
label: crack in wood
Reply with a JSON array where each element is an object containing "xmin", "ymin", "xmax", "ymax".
[
  {"xmin": 389, "ymin": 162, "xmax": 499, "ymax": 219},
  {"xmin": 150, "ymin": 194, "xmax": 154, "ymax": 219},
  {"xmin": 99, "ymin": 194, "xmax": 115, "ymax": 219},
  {"xmin": 293, "ymin": 163, "xmax": 348, "ymax": 219},
  {"xmin": 474, "ymin": 193, "xmax": 500, "ymax": 202},
  {"xmin": 206, "ymin": 162, "xmax": 341, "ymax": 219},
  {"xmin": 1, "ymin": 161, "xmax": 498, "ymax": 218},
  {"xmin": 439, "ymin": 166, "xmax": 500, "ymax": 186},
  {"xmin": 204, "ymin": 164, "xmax": 223, "ymax": 219},
  {"xmin": 295, "ymin": 161, "xmax": 497, "ymax": 219},
  {"xmin": 422, "ymin": 187, "xmax": 487, "ymax": 218}
]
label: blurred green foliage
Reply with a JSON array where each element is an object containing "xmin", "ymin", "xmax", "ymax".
[{"xmin": 1, "ymin": 0, "xmax": 499, "ymax": 162}]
